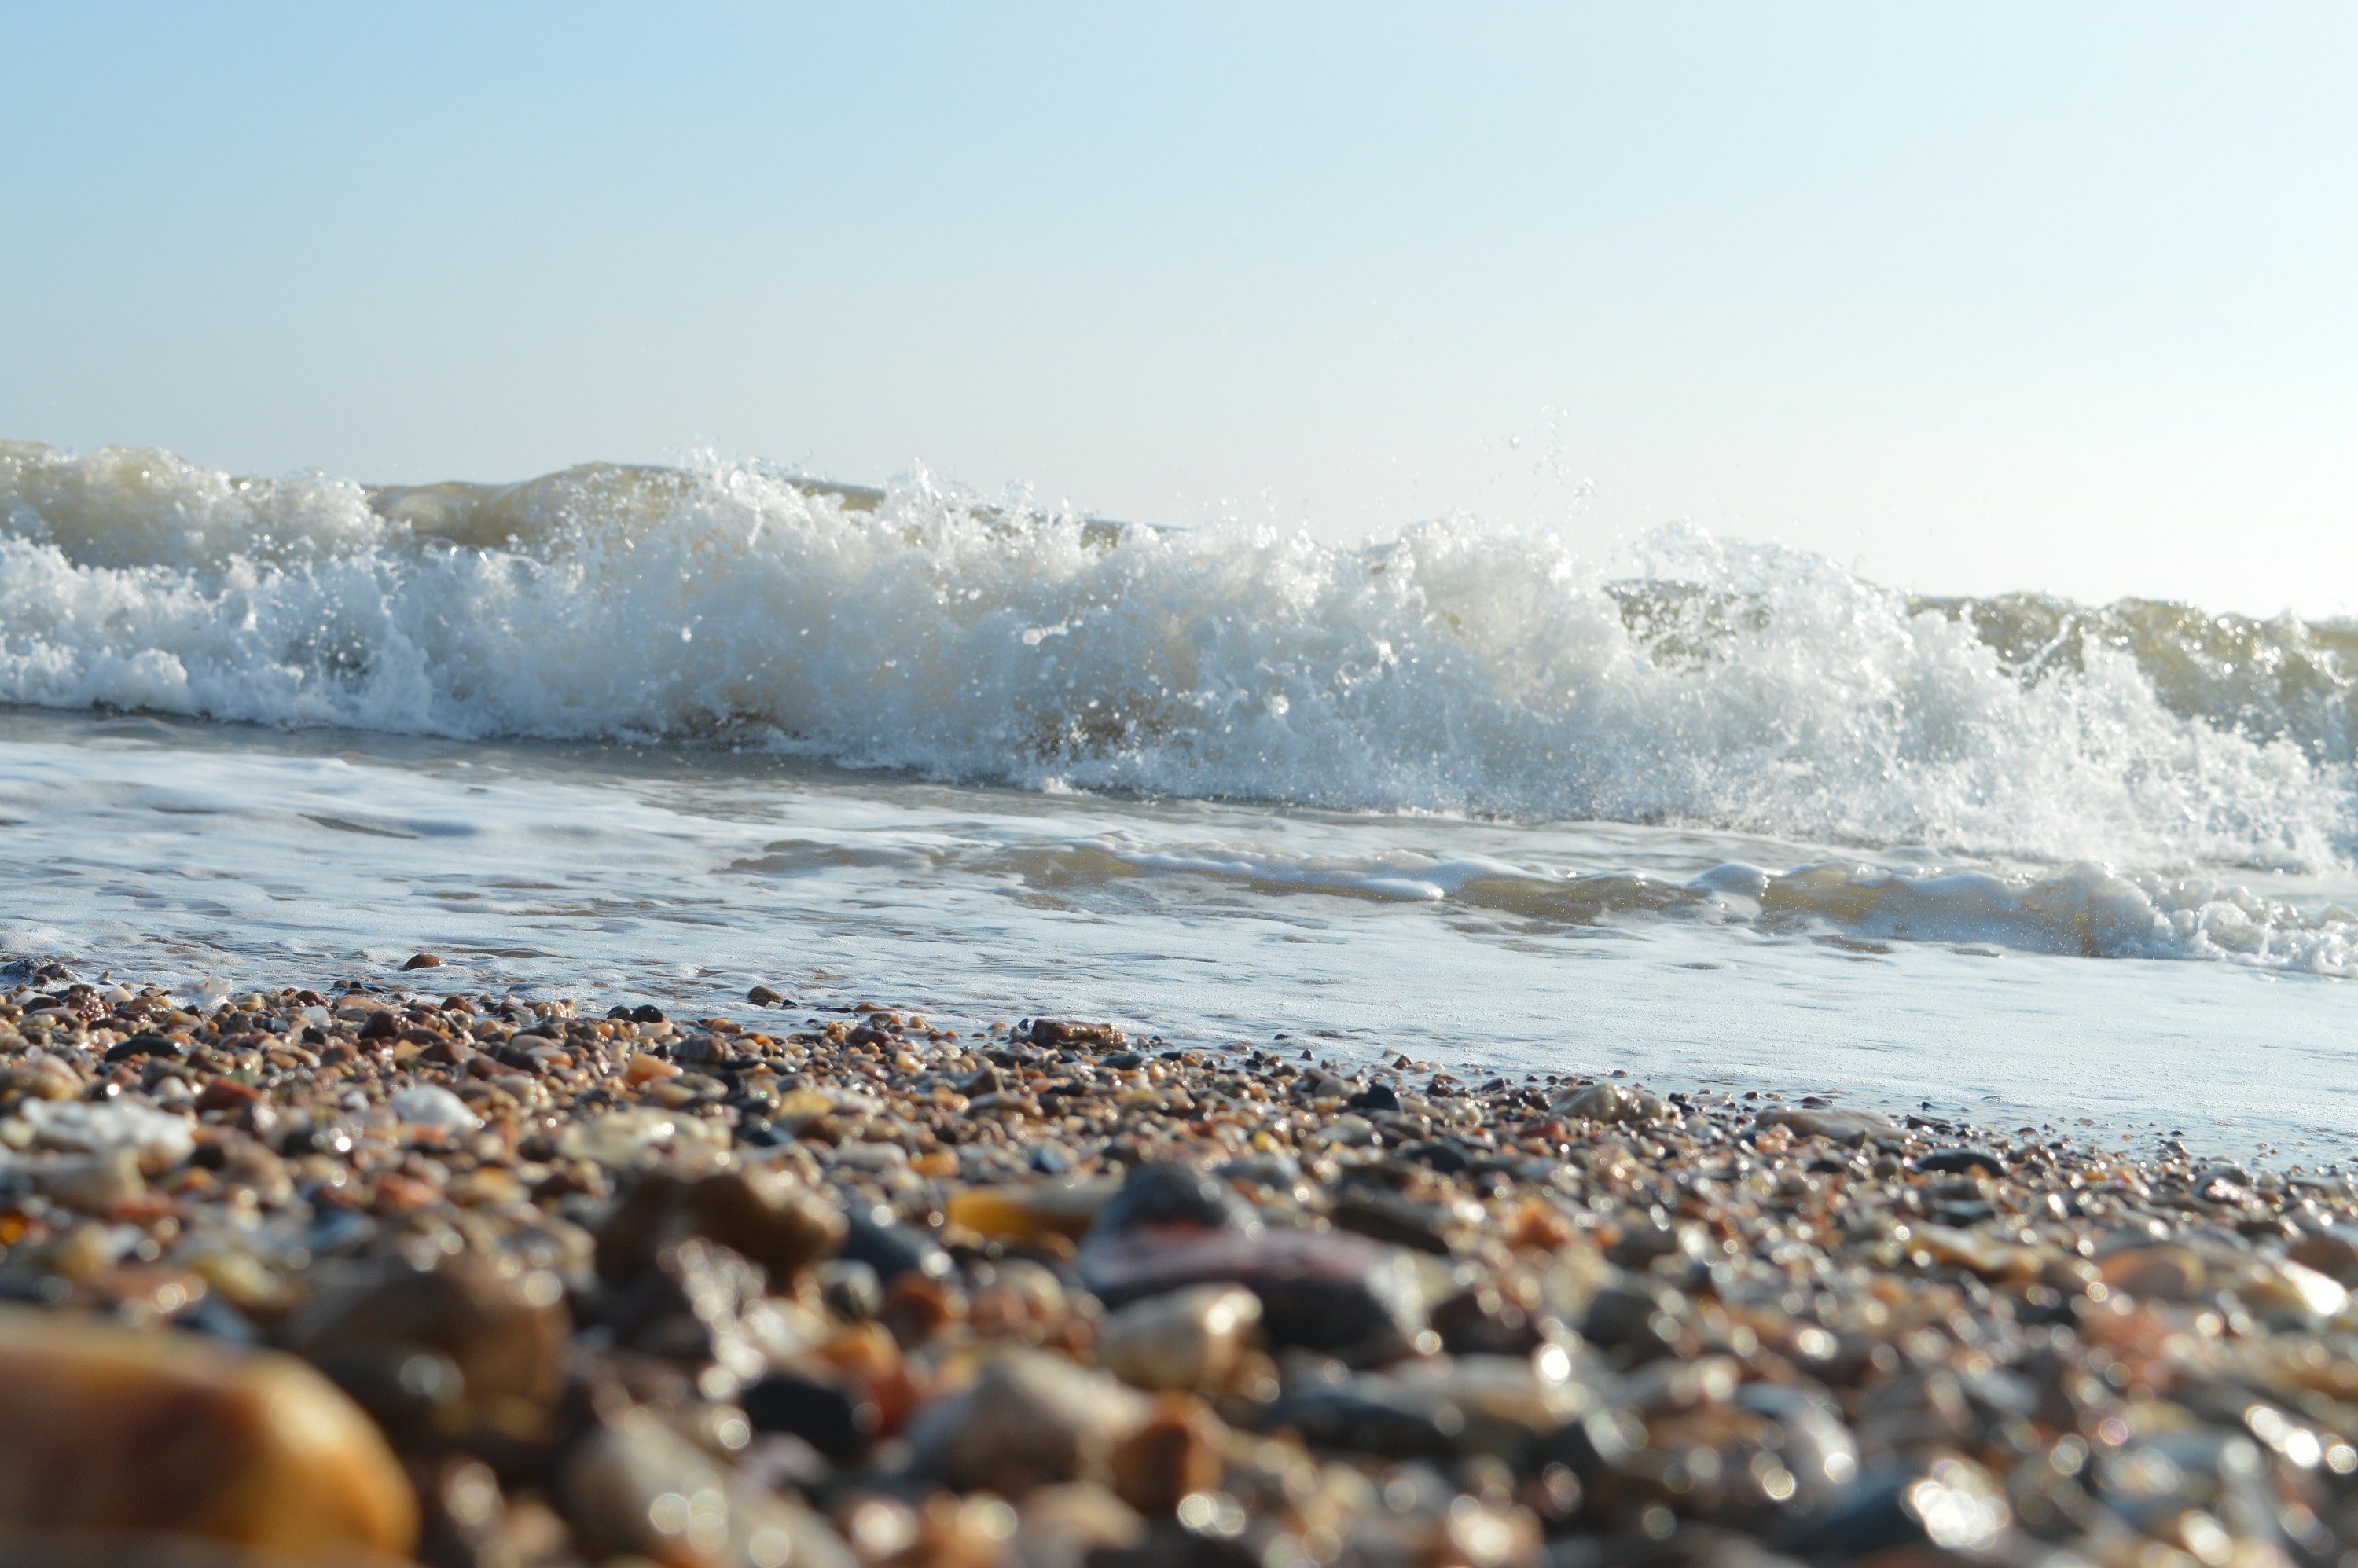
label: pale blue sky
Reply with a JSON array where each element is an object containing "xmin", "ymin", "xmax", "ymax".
[{"xmin": 4, "ymin": 4, "xmax": 2353, "ymax": 614}]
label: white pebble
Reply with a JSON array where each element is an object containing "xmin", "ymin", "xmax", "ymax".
[
  {"xmin": 391, "ymin": 1085, "xmax": 483, "ymax": 1131},
  {"xmin": 19, "ymin": 1100, "xmax": 196, "ymax": 1173}
]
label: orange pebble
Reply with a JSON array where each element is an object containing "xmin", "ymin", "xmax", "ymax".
[{"xmin": 622, "ymin": 1052, "xmax": 679, "ymax": 1085}]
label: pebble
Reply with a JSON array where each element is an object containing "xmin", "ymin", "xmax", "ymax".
[
  {"xmin": 1083, "ymin": 1223, "xmax": 1427, "ymax": 1363},
  {"xmin": 1329, "ymin": 1184, "xmax": 1478, "ymax": 1255},
  {"xmin": 908, "ymin": 1347, "xmax": 1152, "ymax": 1495},
  {"xmin": 1109, "ymin": 1392, "xmax": 1228, "ymax": 1514},
  {"xmin": 1553, "ymin": 1082, "xmax": 1673, "ymax": 1126},
  {"xmin": 1090, "ymin": 1160, "xmax": 1253, "ymax": 1234},
  {"xmin": 743, "ymin": 1370, "xmax": 881, "ymax": 1463},
  {"xmin": 387, "ymin": 1085, "xmax": 481, "ymax": 1132},
  {"xmin": 945, "ymin": 1176, "xmax": 1119, "ymax": 1243},
  {"xmin": 0, "ymin": 1303, "xmax": 416, "ymax": 1556},
  {"xmin": 560, "ymin": 1104, "xmax": 727, "ymax": 1166},
  {"xmin": 20, "ymin": 1097, "xmax": 196, "ymax": 1170},
  {"xmin": 283, "ymin": 1256, "xmax": 571, "ymax": 1430},
  {"xmin": 598, "ymin": 1166, "xmax": 847, "ymax": 1285},
  {"xmin": 1754, "ymin": 1103, "xmax": 1897, "ymax": 1144},
  {"xmin": 102, "ymin": 1030, "xmax": 186, "ymax": 1062},
  {"xmin": 29, "ymin": 1148, "xmax": 145, "ymax": 1212},
  {"xmin": 2100, "ymin": 1239, "xmax": 2207, "ymax": 1300},
  {"xmin": 839, "ymin": 1206, "xmax": 953, "ymax": 1283},
  {"xmin": 560, "ymin": 1406, "xmax": 855, "ymax": 1568},
  {"xmin": 1096, "ymin": 1283, "xmax": 1264, "ymax": 1392},
  {"xmin": 1014, "ymin": 1481, "xmax": 1148, "ymax": 1568},
  {"xmin": 1915, "ymin": 1146, "xmax": 2007, "ymax": 1176}
]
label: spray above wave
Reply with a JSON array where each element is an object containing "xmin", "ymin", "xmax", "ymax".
[{"xmin": 2, "ymin": 439, "xmax": 2352, "ymax": 872}]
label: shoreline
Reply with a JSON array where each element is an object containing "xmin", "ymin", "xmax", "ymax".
[{"xmin": 2, "ymin": 962, "xmax": 2356, "ymax": 1566}]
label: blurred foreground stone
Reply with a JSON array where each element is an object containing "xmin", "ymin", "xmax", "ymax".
[{"xmin": 0, "ymin": 1304, "xmax": 417, "ymax": 1559}]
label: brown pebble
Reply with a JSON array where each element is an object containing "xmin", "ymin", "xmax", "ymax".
[
  {"xmin": 284, "ymin": 1258, "xmax": 571, "ymax": 1423},
  {"xmin": 400, "ymin": 953, "xmax": 444, "ymax": 971},
  {"xmin": 2290, "ymin": 1230, "xmax": 2358, "ymax": 1287},
  {"xmin": 1109, "ymin": 1394, "xmax": 1226, "ymax": 1515},
  {"xmin": 2099, "ymin": 1243, "xmax": 2206, "ymax": 1302},
  {"xmin": 1029, "ymin": 1018, "xmax": 1127, "ymax": 1049},
  {"xmin": 596, "ymin": 1166, "xmax": 847, "ymax": 1286},
  {"xmin": 194, "ymin": 1078, "xmax": 264, "ymax": 1114},
  {"xmin": 0, "ymin": 1304, "xmax": 417, "ymax": 1556},
  {"xmin": 879, "ymin": 1271, "xmax": 966, "ymax": 1347},
  {"xmin": 416, "ymin": 1037, "xmax": 474, "ymax": 1067}
]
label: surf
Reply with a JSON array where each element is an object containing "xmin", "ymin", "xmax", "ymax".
[{"xmin": 2, "ymin": 439, "xmax": 2351, "ymax": 876}]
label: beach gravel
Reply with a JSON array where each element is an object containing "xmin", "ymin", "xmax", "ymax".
[{"xmin": 1, "ymin": 975, "xmax": 2356, "ymax": 1567}]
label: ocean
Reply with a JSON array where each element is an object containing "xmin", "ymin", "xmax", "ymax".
[{"xmin": 2, "ymin": 440, "xmax": 2352, "ymax": 1156}]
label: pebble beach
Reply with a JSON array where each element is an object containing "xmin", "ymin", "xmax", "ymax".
[
  {"xmin": 13, "ymin": 11, "xmax": 2358, "ymax": 1568},
  {"xmin": 2, "ymin": 959, "xmax": 2357, "ymax": 1568}
]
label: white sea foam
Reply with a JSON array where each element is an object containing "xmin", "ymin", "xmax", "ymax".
[
  {"xmin": 1091, "ymin": 843, "xmax": 2358, "ymax": 973},
  {"xmin": 2, "ymin": 439, "xmax": 2352, "ymax": 879}
]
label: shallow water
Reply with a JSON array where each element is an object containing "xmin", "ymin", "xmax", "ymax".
[
  {"xmin": 2, "ymin": 706, "xmax": 2351, "ymax": 1163},
  {"xmin": 2, "ymin": 440, "xmax": 2352, "ymax": 1159}
]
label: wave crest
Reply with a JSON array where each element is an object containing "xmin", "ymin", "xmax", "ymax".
[{"xmin": 2, "ymin": 439, "xmax": 2350, "ymax": 871}]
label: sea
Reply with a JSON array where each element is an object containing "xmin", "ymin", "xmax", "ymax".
[{"xmin": 2, "ymin": 441, "xmax": 2352, "ymax": 1159}]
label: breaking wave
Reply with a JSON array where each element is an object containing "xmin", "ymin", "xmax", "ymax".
[{"xmin": 2, "ymin": 439, "xmax": 2352, "ymax": 876}]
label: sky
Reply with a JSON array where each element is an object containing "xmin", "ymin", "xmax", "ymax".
[{"xmin": 3, "ymin": 3, "xmax": 2353, "ymax": 616}]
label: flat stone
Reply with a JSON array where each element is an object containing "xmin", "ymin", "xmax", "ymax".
[
  {"xmin": 1915, "ymin": 1148, "xmax": 2005, "ymax": 1177},
  {"xmin": 827, "ymin": 1140, "xmax": 909, "ymax": 1172},
  {"xmin": 1755, "ymin": 1106, "xmax": 1899, "ymax": 1144},
  {"xmin": 101, "ymin": 1032, "xmax": 187, "ymax": 1063},
  {"xmin": 1027, "ymin": 1019, "xmax": 1127, "ymax": 1049},
  {"xmin": 1082, "ymin": 1225, "xmax": 1424, "ymax": 1364},
  {"xmin": 1264, "ymin": 1350, "xmax": 1600, "ymax": 1463}
]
